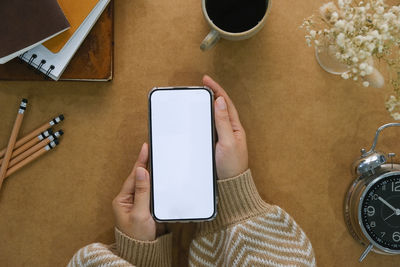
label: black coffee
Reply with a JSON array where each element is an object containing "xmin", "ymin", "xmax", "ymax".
[{"xmin": 206, "ymin": 0, "xmax": 268, "ymax": 33}]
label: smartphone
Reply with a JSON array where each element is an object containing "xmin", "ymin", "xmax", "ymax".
[{"xmin": 148, "ymin": 87, "xmax": 217, "ymax": 222}]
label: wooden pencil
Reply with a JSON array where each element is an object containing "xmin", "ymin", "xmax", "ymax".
[
  {"xmin": 4, "ymin": 140, "xmax": 59, "ymax": 179},
  {"xmin": 0, "ymin": 129, "xmax": 53, "ymax": 165},
  {"xmin": 0, "ymin": 99, "xmax": 28, "ymax": 189},
  {"xmin": 0, "ymin": 114, "xmax": 64, "ymax": 158},
  {"xmin": 7, "ymin": 130, "xmax": 63, "ymax": 168}
]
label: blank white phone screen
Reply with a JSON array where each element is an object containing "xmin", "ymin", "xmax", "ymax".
[{"xmin": 150, "ymin": 88, "xmax": 215, "ymax": 221}]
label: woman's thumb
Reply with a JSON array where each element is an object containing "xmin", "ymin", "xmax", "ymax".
[
  {"xmin": 133, "ymin": 167, "xmax": 151, "ymax": 214},
  {"xmin": 214, "ymin": 96, "xmax": 234, "ymax": 145}
]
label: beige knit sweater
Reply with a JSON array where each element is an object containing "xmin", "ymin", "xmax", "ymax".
[{"xmin": 68, "ymin": 170, "xmax": 316, "ymax": 266}]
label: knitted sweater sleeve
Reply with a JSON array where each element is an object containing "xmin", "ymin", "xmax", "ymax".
[
  {"xmin": 67, "ymin": 228, "xmax": 172, "ymax": 267},
  {"xmin": 189, "ymin": 169, "xmax": 316, "ymax": 267}
]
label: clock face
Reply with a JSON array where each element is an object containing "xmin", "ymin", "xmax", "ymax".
[{"xmin": 361, "ymin": 174, "xmax": 400, "ymax": 252}]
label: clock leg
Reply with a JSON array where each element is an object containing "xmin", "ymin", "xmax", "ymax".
[{"xmin": 359, "ymin": 243, "xmax": 374, "ymax": 262}]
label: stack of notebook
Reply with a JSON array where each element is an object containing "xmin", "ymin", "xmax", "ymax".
[{"xmin": 0, "ymin": 0, "xmax": 113, "ymax": 81}]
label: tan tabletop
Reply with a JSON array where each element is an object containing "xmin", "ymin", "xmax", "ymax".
[{"xmin": 0, "ymin": 0, "xmax": 399, "ymax": 266}]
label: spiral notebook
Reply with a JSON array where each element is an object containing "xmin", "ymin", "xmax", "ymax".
[
  {"xmin": 19, "ymin": 0, "xmax": 110, "ymax": 81},
  {"xmin": 43, "ymin": 0, "xmax": 99, "ymax": 53}
]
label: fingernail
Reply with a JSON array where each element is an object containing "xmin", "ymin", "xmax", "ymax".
[
  {"xmin": 136, "ymin": 167, "xmax": 146, "ymax": 180},
  {"xmin": 140, "ymin": 143, "xmax": 146, "ymax": 153},
  {"xmin": 216, "ymin": 96, "xmax": 226, "ymax": 110}
]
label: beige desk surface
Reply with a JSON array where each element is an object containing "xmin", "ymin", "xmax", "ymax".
[{"xmin": 0, "ymin": 0, "xmax": 399, "ymax": 266}]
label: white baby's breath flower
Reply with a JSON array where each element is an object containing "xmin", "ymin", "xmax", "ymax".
[
  {"xmin": 302, "ymin": 0, "xmax": 400, "ymax": 113},
  {"xmin": 392, "ymin": 6, "xmax": 400, "ymax": 13},
  {"xmin": 347, "ymin": 47, "xmax": 355, "ymax": 55},
  {"xmin": 346, "ymin": 24, "xmax": 355, "ymax": 33},
  {"xmin": 354, "ymin": 35, "xmax": 363, "ymax": 45},
  {"xmin": 365, "ymin": 35, "xmax": 373, "ymax": 42},
  {"xmin": 337, "ymin": 33, "xmax": 346, "ymax": 47},
  {"xmin": 331, "ymin": 12, "xmax": 339, "ymax": 22},
  {"xmin": 380, "ymin": 23, "xmax": 389, "ymax": 32},
  {"xmin": 384, "ymin": 12, "xmax": 395, "ymax": 21},
  {"xmin": 386, "ymin": 95, "xmax": 397, "ymax": 112},
  {"xmin": 358, "ymin": 51, "xmax": 366, "ymax": 59},
  {"xmin": 345, "ymin": 13, "xmax": 353, "ymax": 20},
  {"xmin": 370, "ymin": 30, "xmax": 380, "ymax": 38},
  {"xmin": 367, "ymin": 43, "xmax": 376, "ymax": 52},
  {"xmin": 335, "ymin": 20, "xmax": 346, "ymax": 29},
  {"xmin": 320, "ymin": 2, "xmax": 339, "ymax": 22},
  {"xmin": 392, "ymin": 112, "xmax": 400, "ymax": 120}
]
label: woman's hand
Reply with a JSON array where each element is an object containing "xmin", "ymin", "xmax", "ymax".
[
  {"xmin": 203, "ymin": 75, "xmax": 249, "ymax": 180},
  {"xmin": 112, "ymin": 143, "xmax": 157, "ymax": 241},
  {"xmin": 112, "ymin": 76, "xmax": 247, "ymax": 238}
]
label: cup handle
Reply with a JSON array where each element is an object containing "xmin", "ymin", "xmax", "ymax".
[{"xmin": 200, "ymin": 29, "xmax": 220, "ymax": 51}]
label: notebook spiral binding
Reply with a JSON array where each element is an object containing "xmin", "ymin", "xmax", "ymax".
[{"xmin": 18, "ymin": 53, "xmax": 55, "ymax": 78}]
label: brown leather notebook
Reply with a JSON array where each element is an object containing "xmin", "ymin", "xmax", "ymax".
[
  {"xmin": 0, "ymin": 1, "xmax": 113, "ymax": 81},
  {"xmin": 0, "ymin": 0, "xmax": 70, "ymax": 64}
]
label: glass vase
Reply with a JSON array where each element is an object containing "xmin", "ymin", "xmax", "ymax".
[{"xmin": 315, "ymin": 45, "xmax": 349, "ymax": 75}]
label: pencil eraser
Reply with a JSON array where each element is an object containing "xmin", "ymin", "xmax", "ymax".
[
  {"xmin": 59, "ymin": 114, "xmax": 64, "ymax": 121},
  {"xmin": 54, "ymin": 139, "xmax": 60, "ymax": 145},
  {"xmin": 48, "ymin": 129, "xmax": 53, "ymax": 134},
  {"xmin": 58, "ymin": 130, "xmax": 64, "ymax": 136},
  {"xmin": 22, "ymin": 98, "xmax": 28, "ymax": 103}
]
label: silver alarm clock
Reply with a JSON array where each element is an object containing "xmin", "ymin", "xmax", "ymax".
[{"xmin": 345, "ymin": 123, "xmax": 400, "ymax": 262}]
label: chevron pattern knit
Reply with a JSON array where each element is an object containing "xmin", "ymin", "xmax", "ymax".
[
  {"xmin": 68, "ymin": 243, "xmax": 132, "ymax": 267},
  {"xmin": 189, "ymin": 170, "xmax": 315, "ymax": 267},
  {"xmin": 189, "ymin": 207, "xmax": 315, "ymax": 267},
  {"xmin": 68, "ymin": 169, "xmax": 315, "ymax": 267}
]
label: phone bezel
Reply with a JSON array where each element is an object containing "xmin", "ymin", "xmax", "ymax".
[{"xmin": 148, "ymin": 86, "xmax": 217, "ymax": 223}]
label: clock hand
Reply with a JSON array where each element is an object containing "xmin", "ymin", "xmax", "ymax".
[
  {"xmin": 384, "ymin": 212, "xmax": 396, "ymax": 221},
  {"xmin": 378, "ymin": 196, "xmax": 397, "ymax": 213}
]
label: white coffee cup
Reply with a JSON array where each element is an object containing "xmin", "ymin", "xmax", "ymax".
[{"xmin": 200, "ymin": 0, "xmax": 272, "ymax": 51}]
